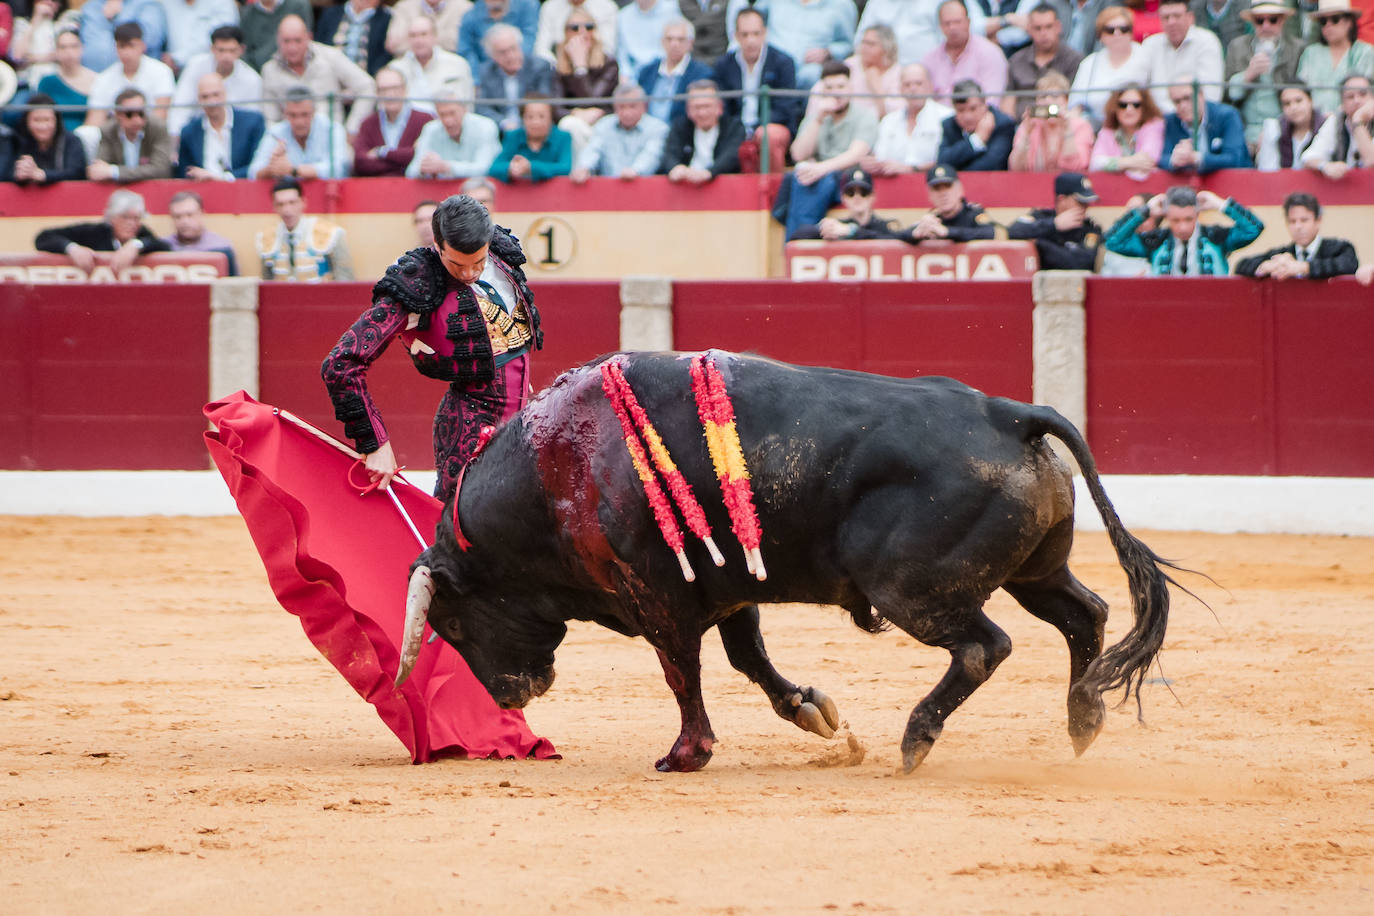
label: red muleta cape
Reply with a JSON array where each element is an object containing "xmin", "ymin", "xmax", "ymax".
[{"xmin": 204, "ymin": 391, "xmax": 557, "ymax": 764}]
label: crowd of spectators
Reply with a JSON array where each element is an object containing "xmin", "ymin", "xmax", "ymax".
[{"xmin": 1, "ymin": 0, "xmax": 1372, "ymax": 280}]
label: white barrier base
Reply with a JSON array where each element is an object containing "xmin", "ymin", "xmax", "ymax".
[{"xmin": 0, "ymin": 471, "xmax": 1369, "ymax": 535}]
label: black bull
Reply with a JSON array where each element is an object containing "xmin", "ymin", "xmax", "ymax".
[{"xmin": 398, "ymin": 351, "xmax": 1178, "ymax": 773}]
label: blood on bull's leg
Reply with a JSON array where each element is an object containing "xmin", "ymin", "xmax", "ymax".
[
  {"xmin": 895, "ymin": 609, "xmax": 1013, "ymax": 773},
  {"xmin": 652, "ymin": 639, "xmax": 716, "ymax": 773},
  {"xmin": 717, "ymin": 606, "xmax": 840, "ymax": 739}
]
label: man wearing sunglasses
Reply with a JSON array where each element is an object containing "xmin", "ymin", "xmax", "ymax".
[
  {"xmin": 87, "ymin": 87, "xmax": 174, "ymax": 182},
  {"xmin": 1224, "ymin": 0, "xmax": 1302, "ymax": 146},
  {"xmin": 534, "ymin": 0, "xmax": 619, "ymax": 64},
  {"xmin": 790, "ymin": 168, "xmax": 906, "ymax": 240}
]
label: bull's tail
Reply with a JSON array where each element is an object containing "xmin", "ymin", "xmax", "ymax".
[{"xmin": 1015, "ymin": 403, "xmax": 1180, "ymax": 711}]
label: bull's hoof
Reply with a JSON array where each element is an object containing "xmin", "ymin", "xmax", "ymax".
[
  {"xmin": 655, "ymin": 737, "xmax": 715, "ymax": 773},
  {"xmin": 1067, "ymin": 681, "xmax": 1106, "ymax": 756},
  {"xmin": 790, "ymin": 687, "xmax": 841, "ymax": 738},
  {"xmin": 899, "ymin": 722, "xmax": 943, "ymax": 774}
]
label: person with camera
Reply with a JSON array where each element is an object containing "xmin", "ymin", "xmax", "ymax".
[
  {"xmin": 1008, "ymin": 71, "xmax": 1095, "ymax": 171},
  {"xmin": 1008, "ymin": 171, "xmax": 1104, "ymax": 270},
  {"xmin": 1223, "ymin": 0, "xmax": 1303, "ymax": 148}
]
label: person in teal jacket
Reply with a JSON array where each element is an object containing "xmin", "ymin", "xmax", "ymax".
[
  {"xmin": 490, "ymin": 97, "xmax": 573, "ymax": 183},
  {"xmin": 1104, "ymin": 186, "xmax": 1264, "ymax": 276}
]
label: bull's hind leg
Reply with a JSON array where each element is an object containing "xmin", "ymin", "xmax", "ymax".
[
  {"xmin": 1003, "ymin": 570, "xmax": 1110, "ymax": 756},
  {"xmin": 717, "ymin": 606, "xmax": 841, "ymax": 739},
  {"xmin": 889, "ymin": 608, "xmax": 1013, "ymax": 773}
]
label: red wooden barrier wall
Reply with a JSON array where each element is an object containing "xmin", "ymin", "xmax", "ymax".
[
  {"xmin": 1, "ymin": 283, "xmax": 211, "ymax": 470},
  {"xmin": 673, "ymin": 280, "xmax": 1034, "ymax": 401},
  {"xmin": 256, "ymin": 281, "xmax": 620, "ymax": 473}
]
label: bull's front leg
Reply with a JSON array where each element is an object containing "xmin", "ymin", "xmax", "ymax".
[
  {"xmin": 651, "ymin": 634, "xmax": 715, "ymax": 773},
  {"xmin": 717, "ymin": 607, "xmax": 841, "ymax": 739}
]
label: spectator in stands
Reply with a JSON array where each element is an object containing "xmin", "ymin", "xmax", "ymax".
[
  {"xmin": 864, "ymin": 62, "xmax": 953, "ymax": 175},
  {"xmin": 407, "ymin": 88, "xmax": 502, "ymax": 178},
  {"xmin": 761, "ymin": 0, "xmax": 857, "ymax": 90},
  {"xmin": 168, "ymin": 26, "xmax": 264, "ymax": 137},
  {"xmin": 661, "ymin": 78, "xmax": 746, "ymax": 182},
  {"xmin": 936, "ymin": 78, "xmax": 1017, "ymax": 169},
  {"xmin": 1007, "ymin": 170, "xmax": 1104, "ymax": 269},
  {"xmin": 846, "ymin": 25, "xmax": 904, "ymax": 120},
  {"xmin": 87, "ymin": 87, "xmax": 173, "ymax": 181},
  {"xmin": 476, "ymin": 23, "xmax": 556, "ymax": 134},
  {"xmin": 1159, "ymin": 80, "xmax": 1251, "ymax": 171},
  {"xmin": 162, "ymin": 0, "xmax": 240, "ymax": 73},
  {"xmin": 385, "ymin": 0, "xmax": 466, "ymax": 57},
  {"xmin": 638, "ymin": 18, "xmax": 713, "ymax": 126},
  {"xmin": 460, "ymin": 0, "xmax": 540, "ymax": 72},
  {"xmin": 1090, "ymin": 82, "xmax": 1165, "ymax": 177},
  {"xmin": 10, "ymin": 1, "xmax": 85, "ymax": 97},
  {"xmin": 1068, "ymin": 6, "xmax": 1148, "ymax": 126},
  {"xmin": 712, "ymin": 7, "xmax": 799, "ymax": 173},
  {"xmin": 858, "ymin": 0, "xmax": 989, "ymax": 66},
  {"xmin": 1104, "ymin": 185, "xmax": 1263, "ymax": 274},
  {"xmin": 535, "ymin": 0, "xmax": 620, "ymax": 66},
  {"xmin": 1003, "ymin": 4, "xmax": 1082, "ymax": 119},
  {"xmin": 1062, "ymin": 0, "xmax": 1113, "ymax": 55},
  {"xmin": 461, "ymin": 176, "xmax": 497, "ymax": 209},
  {"xmin": 34, "ymin": 188, "xmax": 170, "ymax": 273},
  {"xmin": 791, "ymin": 167, "xmax": 908, "ymax": 240},
  {"xmin": 389, "ymin": 15, "xmax": 474, "ymax": 112},
  {"xmin": 257, "ymin": 176, "xmax": 354, "ymax": 281},
  {"xmin": 1141, "ymin": 0, "xmax": 1223, "ymax": 112},
  {"xmin": 1256, "ymin": 84, "xmax": 1326, "ymax": 169},
  {"xmin": 1190, "ymin": 0, "xmax": 1249, "ymax": 48},
  {"xmin": 162, "ymin": 189, "xmax": 238, "ymax": 275},
  {"xmin": 1301, "ymin": 73, "xmax": 1374, "ymax": 177},
  {"xmin": 1297, "ymin": 0, "xmax": 1374, "ymax": 115},
  {"xmin": 1099, "ymin": 191, "xmax": 1155, "ymax": 275},
  {"xmin": 240, "ymin": 0, "xmax": 314, "ymax": 73},
  {"xmin": 617, "ymin": 0, "xmax": 681, "ymax": 79},
  {"xmin": 176, "ymin": 72, "xmax": 267, "ymax": 179},
  {"xmin": 249, "ymin": 84, "xmax": 351, "ymax": 179},
  {"xmin": 261, "ymin": 14, "xmax": 375, "ymax": 136},
  {"xmin": 1224, "ymin": 0, "xmax": 1303, "ymax": 148},
  {"xmin": 490, "ymin": 95, "xmax": 573, "ymax": 181},
  {"xmin": 924, "ymin": 0, "xmax": 1008, "ymax": 104},
  {"xmin": 353, "ymin": 67, "xmax": 433, "ymax": 176},
  {"xmin": 1235, "ymin": 191, "xmax": 1360, "ymax": 278},
  {"xmin": 1009, "ymin": 71, "xmax": 1095, "ymax": 170},
  {"xmin": 413, "ymin": 198, "xmax": 439, "ymax": 246},
  {"xmin": 85, "ymin": 22, "xmax": 175, "ymax": 127},
  {"xmin": 570, "ymin": 83, "xmax": 669, "ymax": 182},
  {"xmin": 314, "ymin": 0, "xmax": 392, "ymax": 77},
  {"xmin": 552, "ymin": 7, "xmax": 620, "ymax": 154},
  {"xmin": 677, "ymin": 0, "xmax": 730, "ymax": 66},
  {"xmin": 78, "ymin": 0, "xmax": 166, "ymax": 73},
  {"xmin": 6, "ymin": 92, "xmax": 87, "ymax": 183},
  {"xmin": 971, "ymin": 0, "xmax": 1032, "ymax": 57},
  {"xmin": 772, "ymin": 60, "xmax": 879, "ymax": 240},
  {"xmin": 906, "ymin": 163, "xmax": 1007, "ymax": 241},
  {"xmin": 30, "ymin": 27, "xmax": 95, "ymax": 133}
]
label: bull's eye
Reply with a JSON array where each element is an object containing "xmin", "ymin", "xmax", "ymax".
[{"xmin": 441, "ymin": 616, "xmax": 463, "ymax": 640}]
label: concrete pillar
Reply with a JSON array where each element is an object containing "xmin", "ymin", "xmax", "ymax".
[
  {"xmin": 618, "ymin": 275, "xmax": 674, "ymax": 351},
  {"xmin": 1031, "ymin": 270, "xmax": 1089, "ymax": 466},
  {"xmin": 209, "ymin": 277, "xmax": 261, "ymax": 400}
]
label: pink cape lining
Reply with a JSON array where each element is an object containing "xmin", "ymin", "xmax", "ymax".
[{"xmin": 204, "ymin": 391, "xmax": 557, "ymax": 764}]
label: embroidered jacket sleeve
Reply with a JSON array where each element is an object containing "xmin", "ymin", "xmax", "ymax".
[
  {"xmin": 1211, "ymin": 198, "xmax": 1264, "ymax": 254},
  {"xmin": 1104, "ymin": 206, "xmax": 1160, "ymax": 259},
  {"xmin": 321, "ymin": 298, "xmax": 410, "ymax": 454}
]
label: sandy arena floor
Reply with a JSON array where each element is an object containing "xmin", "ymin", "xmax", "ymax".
[{"xmin": 2, "ymin": 517, "xmax": 1372, "ymax": 913}]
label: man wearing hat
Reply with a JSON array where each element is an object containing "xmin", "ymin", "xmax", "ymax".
[
  {"xmin": 1007, "ymin": 172, "xmax": 1104, "ymax": 270},
  {"xmin": 907, "ymin": 164, "xmax": 1008, "ymax": 242},
  {"xmin": 791, "ymin": 168, "xmax": 907, "ymax": 241},
  {"xmin": 1224, "ymin": 0, "xmax": 1304, "ymax": 146}
]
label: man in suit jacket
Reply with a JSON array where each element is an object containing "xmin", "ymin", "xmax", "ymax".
[
  {"xmin": 353, "ymin": 67, "xmax": 433, "ymax": 176},
  {"xmin": 315, "ymin": 0, "xmax": 393, "ymax": 75},
  {"xmin": 177, "ymin": 73, "xmax": 268, "ymax": 180},
  {"xmin": 637, "ymin": 18, "xmax": 713, "ymax": 126},
  {"xmin": 936, "ymin": 78, "xmax": 1016, "ymax": 171},
  {"xmin": 1160, "ymin": 83, "xmax": 1251, "ymax": 173},
  {"xmin": 661, "ymin": 79, "xmax": 745, "ymax": 183},
  {"xmin": 710, "ymin": 7, "xmax": 799, "ymax": 171},
  {"xmin": 1235, "ymin": 192, "xmax": 1360, "ymax": 279},
  {"xmin": 476, "ymin": 23, "xmax": 556, "ymax": 134},
  {"xmin": 34, "ymin": 188, "xmax": 171, "ymax": 275},
  {"xmin": 87, "ymin": 88, "xmax": 174, "ymax": 182}
]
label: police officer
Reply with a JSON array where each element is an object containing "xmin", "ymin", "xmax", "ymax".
[
  {"xmin": 1008, "ymin": 172, "xmax": 1104, "ymax": 271},
  {"xmin": 791, "ymin": 168, "xmax": 907, "ymax": 241},
  {"xmin": 907, "ymin": 164, "xmax": 1007, "ymax": 243}
]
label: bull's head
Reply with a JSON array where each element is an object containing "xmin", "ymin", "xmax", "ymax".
[{"xmin": 395, "ymin": 549, "xmax": 564, "ymax": 709}]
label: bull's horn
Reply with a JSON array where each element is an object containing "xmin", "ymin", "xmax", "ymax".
[{"xmin": 395, "ymin": 566, "xmax": 434, "ymax": 688}]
